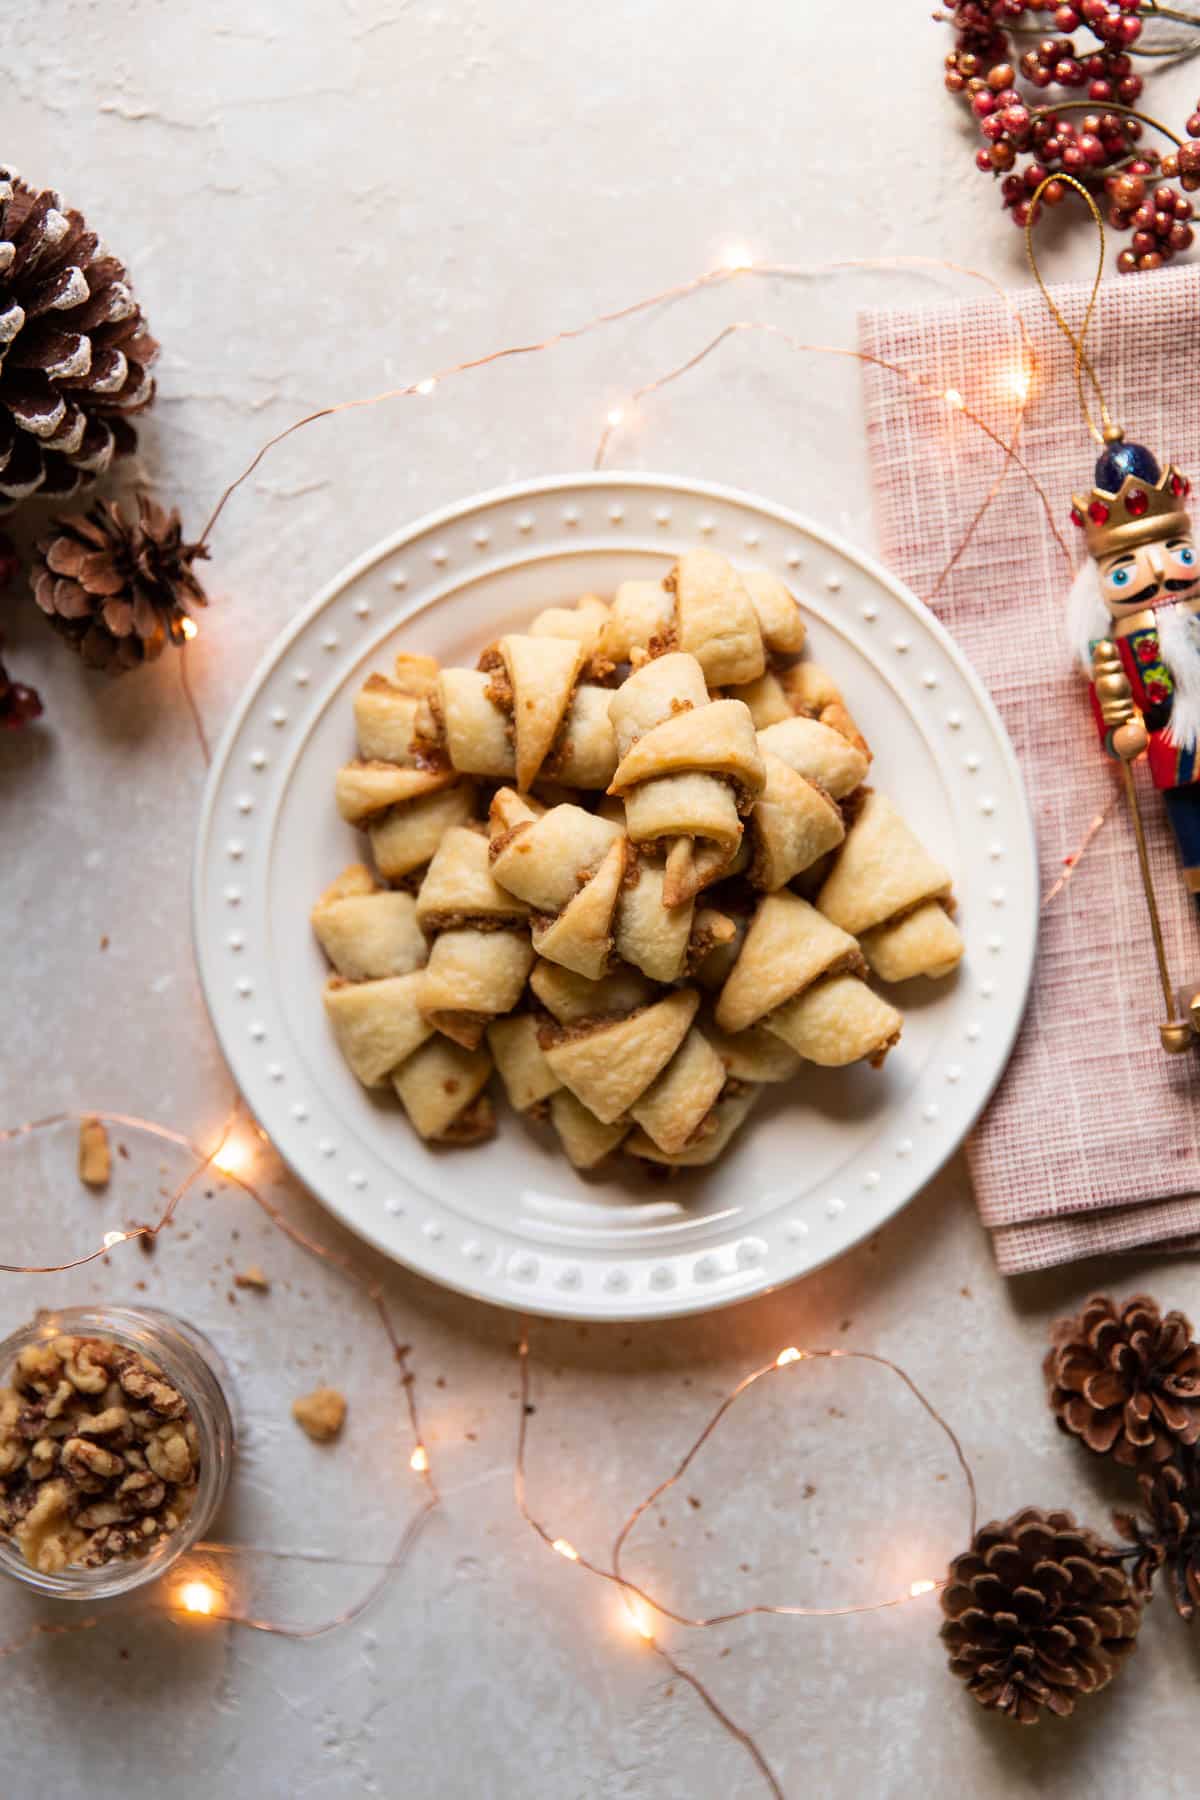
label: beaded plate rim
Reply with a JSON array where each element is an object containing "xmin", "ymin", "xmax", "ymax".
[{"xmin": 192, "ymin": 472, "xmax": 1037, "ymax": 1322}]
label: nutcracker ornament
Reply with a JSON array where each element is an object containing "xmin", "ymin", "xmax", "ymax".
[
  {"xmin": 1024, "ymin": 172, "xmax": 1200, "ymax": 1051},
  {"xmin": 1067, "ymin": 430, "xmax": 1200, "ymax": 1052}
]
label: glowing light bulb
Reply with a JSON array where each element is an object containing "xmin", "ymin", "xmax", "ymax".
[
  {"xmin": 415, "ymin": 377, "xmax": 437, "ymax": 396},
  {"xmin": 909, "ymin": 1578, "xmax": 937, "ymax": 1598},
  {"xmin": 942, "ymin": 388, "xmax": 965, "ymax": 411},
  {"xmin": 102, "ymin": 1231, "xmax": 125, "ymax": 1250},
  {"xmin": 212, "ymin": 1139, "xmax": 250, "ymax": 1178},
  {"xmin": 623, "ymin": 1597, "xmax": 654, "ymax": 1641},
  {"xmin": 552, "ymin": 1538, "xmax": 579, "ymax": 1562},
  {"xmin": 410, "ymin": 1445, "xmax": 429, "ymax": 1474},
  {"xmin": 723, "ymin": 245, "xmax": 753, "ymax": 272},
  {"xmin": 180, "ymin": 1581, "xmax": 216, "ymax": 1615},
  {"xmin": 775, "ymin": 1347, "xmax": 803, "ymax": 1367},
  {"xmin": 180, "ymin": 618, "xmax": 198, "ymax": 641},
  {"xmin": 606, "ymin": 406, "xmax": 625, "ymax": 429}
]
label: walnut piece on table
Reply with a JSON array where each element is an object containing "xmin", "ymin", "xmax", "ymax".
[
  {"xmin": 78, "ymin": 1116, "xmax": 111, "ymax": 1189},
  {"xmin": 292, "ymin": 1387, "xmax": 346, "ymax": 1443},
  {"xmin": 233, "ymin": 1265, "xmax": 270, "ymax": 1291}
]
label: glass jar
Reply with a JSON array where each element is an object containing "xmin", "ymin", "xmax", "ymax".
[{"xmin": 0, "ymin": 1304, "xmax": 235, "ymax": 1600}]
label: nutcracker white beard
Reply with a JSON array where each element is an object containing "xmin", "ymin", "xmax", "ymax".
[{"xmin": 1154, "ymin": 601, "xmax": 1200, "ymax": 754}]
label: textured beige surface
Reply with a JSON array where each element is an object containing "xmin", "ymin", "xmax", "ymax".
[{"xmin": 6, "ymin": 3, "xmax": 1200, "ymax": 1795}]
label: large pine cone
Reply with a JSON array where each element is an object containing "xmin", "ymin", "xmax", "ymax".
[
  {"xmin": 1045, "ymin": 1294, "xmax": 1200, "ymax": 1470},
  {"xmin": 941, "ymin": 1507, "xmax": 1142, "ymax": 1723},
  {"xmin": 0, "ymin": 165, "xmax": 157, "ymax": 510},
  {"xmin": 32, "ymin": 496, "xmax": 207, "ymax": 673},
  {"xmin": 1115, "ymin": 1447, "xmax": 1200, "ymax": 1619}
]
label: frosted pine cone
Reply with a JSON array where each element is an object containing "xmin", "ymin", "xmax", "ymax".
[{"xmin": 0, "ymin": 165, "xmax": 157, "ymax": 511}]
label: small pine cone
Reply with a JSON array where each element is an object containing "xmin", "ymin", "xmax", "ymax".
[
  {"xmin": 941, "ymin": 1507, "xmax": 1142, "ymax": 1724},
  {"xmin": 32, "ymin": 495, "xmax": 208, "ymax": 673},
  {"xmin": 1114, "ymin": 1447, "xmax": 1200, "ymax": 1619},
  {"xmin": 0, "ymin": 166, "xmax": 157, "ymax": 511},
  {"xmin": 1045, "ymin": 1294, "xmax": 1200, "ymax": 1471}
]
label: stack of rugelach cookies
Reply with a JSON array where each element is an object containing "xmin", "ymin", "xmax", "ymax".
[{"xmin": 314, "ymin": 548, "xmax": 963, "ymax": 1171}]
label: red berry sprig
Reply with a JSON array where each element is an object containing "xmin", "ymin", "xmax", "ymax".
[
  {"xmin": 940, "ymin": 0, "xmax": 1200, "ymax": 272},
  {"xmin": 0, "ymin": 533, "xmax": 42, "ymax": 731}
]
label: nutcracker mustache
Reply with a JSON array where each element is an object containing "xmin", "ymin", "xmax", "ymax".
[{"xmin": 1123, "ymin": 578, "xmax": 1197, "ymax": 606}]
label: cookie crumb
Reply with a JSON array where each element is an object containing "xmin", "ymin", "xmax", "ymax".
[
  {"xmin": 292, "ymin": 1387, "xmax": 346, "ymax": 1443},
  {"xmin": 234, "ymin": 1265, "xmax": 270, "ymax": 1292},
  {"xmin": 78, "ymin": 1117, "xmax": 111, "ymax": 1189}
]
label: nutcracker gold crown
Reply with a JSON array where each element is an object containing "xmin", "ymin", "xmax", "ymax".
[{"xmin": 1072, "ymin": 453, "xmax": 1192, "ymax": 559}]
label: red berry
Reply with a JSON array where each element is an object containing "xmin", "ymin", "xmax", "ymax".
[
  {"xmin": 1055, "ymin": 2, "xmax": 1080, "ymax": 23},
  {"xmin": 1089, "ymin": 78, "xmax": 1113, "ymax": 101},
  {"xmin": 1117, "ymin": 247, "xmax": 1138, "ymax": 273},
  {"xmin": 1171, "ymin": 222, "xmax": 1195, "ymax": 251},
  {"xmin": 1155, "ymin": 184, "xmax": 1176, "ymax": 211},
  {"xmin": 1176, "ymin": 195, "xmax": 1194, "ymax": 219},
  {"xmin": 1012, "ymin": 200, "xmax": 1032, "ymax": 226},
  {"xmin": 973, "ymin": 91, "xmax": 997, "ymax": 116},
  {"xmin": 1062, "ymin": 143, "xmax": 1087, "ymax": 170},
  {"xmin": 988, "ymin": 61, "xmax": 1016, "ymax": 90},
  {"xmin": 1120, "ymin": 13, "xmax": 1141, "ymax": 42},
  {"xmin": 1054, "ymin": 57, "xmax": 1084, "ymax": 84},
  {"xmin": 1002, "ymin": 173, "xmax": 1026, "ymax": 201},
  {"xmin": 991, "ymin": 141, "xmax": 1017, "ymax": 169},
  {"xmin": 1079, "ymin": 132, "xmax": 1107, "ymax": 165},
  {"xmin": 1139, "ymin": 251, "xmax": 1165, "ymax": 270},
  {"xmin": 1188, "ymin": 112, "xmax": 1200, "ymax": 139},
  {"xmin": 1024, "ymin": 160, "xmax": 1050, "ymax": 189},
  {"xmin": 1118, "ymin": 74, "xmax": 1143, "ymax": 103},
  {"xmin": 1110, "ymin": 173, "xmax": 1145, "ymax": 211},
  {"xmin": 982, "ymin": 113, "xmax": 1008, "ymax": 140},
  {"xmin": 1133, "ymin": 201, "xmax": 1156, "ymax": 228},
  {"xmin": 0, "ymin": 683, "xmax": 42, "ymax": 730},
  {"xmin": 1132, "ymin": 228, "xmax": 1157, "ymax": 255},
  {"xmin": 1043, "ymin": 178, "xmax": 1067, "ymax": 204},
  {"xmin": 976, "ymin": 147, "xmax": 996, "ymax": 172}
]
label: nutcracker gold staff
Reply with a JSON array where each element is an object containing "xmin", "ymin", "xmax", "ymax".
[{"xmin": 1067, "ymin": 431, "xmax": 1200, "ymax": 1052}]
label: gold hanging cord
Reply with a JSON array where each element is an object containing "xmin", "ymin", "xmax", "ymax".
[{"xmin": 1024, "ymin": 173, "xmax": 1116, "ymax": 446}]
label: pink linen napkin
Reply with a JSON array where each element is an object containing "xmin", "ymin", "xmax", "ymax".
[{"xmin": 859, "ymin": 263, "xmax": 1200, "ymax": 1275}]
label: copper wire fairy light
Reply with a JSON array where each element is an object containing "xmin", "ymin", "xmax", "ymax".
[{"xmin": 513, "ymin": 1333, "xmax": 977, "ymax": 1796}]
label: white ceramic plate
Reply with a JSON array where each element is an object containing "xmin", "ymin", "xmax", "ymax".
[{"xmin": 194, "ymin": 474, "xmax": 1036, "ymax": 1321}]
